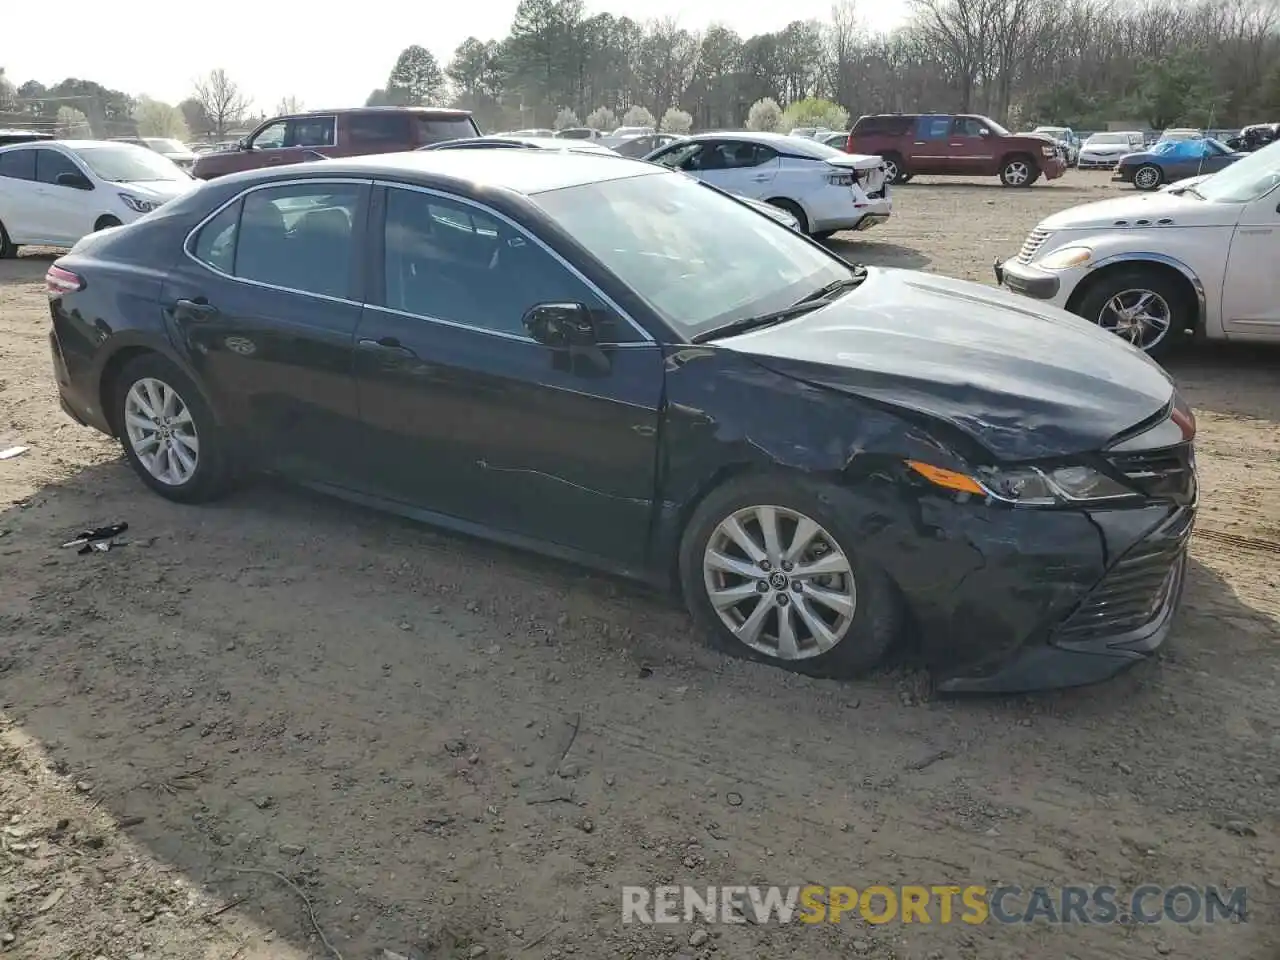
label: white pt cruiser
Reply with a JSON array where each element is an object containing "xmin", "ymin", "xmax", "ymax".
[{"xmin": 996, "ymin": 140, "xmax": 1280, "ymax": 358}]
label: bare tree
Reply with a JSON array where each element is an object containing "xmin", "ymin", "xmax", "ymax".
[
  {"xmin": 275, "ymin": 95, "xmax": 304, "ymax": 115},
  {"xmin": 192, "ymin": 69, "xmax": 251, "ymax": 137}
]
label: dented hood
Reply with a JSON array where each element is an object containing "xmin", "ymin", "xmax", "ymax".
[{"xmin": 715, "ymin": 267, "xmax": 1175, "ymax": 461}]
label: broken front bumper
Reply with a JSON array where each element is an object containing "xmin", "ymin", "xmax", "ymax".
[{"xmin": 993, "ymin": 257, "xmax": 1060, "ymax": 300}]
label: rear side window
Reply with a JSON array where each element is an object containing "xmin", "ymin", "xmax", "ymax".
[
  {"xmin": 416, "ymin": 116, "xmax": 480, "ymax": 145},
  {"xmin": 286, "ymin": 117, "xmax": 337, "ymax": 148},
  {"xmin": 852, "ymin": 115, "xmax": 914, "ymax": 137},
  {"xmin": 191, "ymin": 200, "xmax": 241, "ymax": 274},
  {"xmin": 915, "ymin": 115, "xmax": 952, "ymax": 140},
  {"xmin": 0, "ymin": 149, "xmax": 36, "ymax": 180},
  {"xmin": 348, "ymin": 112, "xmax": 411, "ymax": 147}
]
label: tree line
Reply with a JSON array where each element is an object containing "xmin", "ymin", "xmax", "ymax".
[{"xmin": 3, "ymin": 0, "xmax": 1278, "ymax": 144}]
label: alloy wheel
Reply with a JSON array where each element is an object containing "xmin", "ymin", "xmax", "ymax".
[
  {"xmin": 1134, "ymin": 166, "xmax": 1161, "ymax": 190},
  {"xmin": 1096, "ymin": 288, "xmax": 1173, "ymax": 351},
  {"xmin": 702, "ymin": 505, "xmax": 857, "ymax": 660},
  {"xmin": 123, "ymin": 377, "xmax": 200, "ymax": 485},
  {"xmin": 881, "ymin": 158, "xmax": 899, "ymax": 183},
  {"xmin": 1004, "ymin": 161, "xmax": 1030, "ymax": 185}
]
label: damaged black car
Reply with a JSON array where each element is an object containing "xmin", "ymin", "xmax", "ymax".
[{"xmin": 45, "ymin": 150, "xmax": 1197, "ymax": 694}]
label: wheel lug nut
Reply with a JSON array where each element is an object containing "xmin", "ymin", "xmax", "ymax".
[
  {"xmin": 775, "ymin": 593, "xmax": 790, "ymax": 606},
  {"xmin": 781, "ymin": 561, "xmax": 793, "ymax": 572},
  {"xmin": 760, "ymin": 560, "xmax": 771, "ymax": 571},
  {"xmin": 792, "ymin": 581, "xmax": 803, "ymax": 592},
  {"xmin": 757, "ymin": 581, "xmax": 769, "ymax": 593}
]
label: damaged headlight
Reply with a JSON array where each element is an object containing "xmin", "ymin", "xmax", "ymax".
[{"xmin": 907, "ymin": 460, "xmax": 1139, "ymax": 506}]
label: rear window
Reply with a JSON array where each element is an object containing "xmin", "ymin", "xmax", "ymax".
[
  {"xmin": 416, "ymin": 116, "xmax": 480, "ymax": 145},
  {"xmin": 852, "ymin": 115, "xmax": 914, "ymax": 137},
  {"xmin": 0, "ymin": 148, "xmax": 37, "ymax": 180}
]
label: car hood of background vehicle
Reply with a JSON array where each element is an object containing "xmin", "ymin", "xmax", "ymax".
[
  {"xmin": 116, "ymin": 179, "xmax": 198, "ymax": 201},
  {"xmin": 1038, "ymin": 190, "xmax": 1241, "ymax": 230},
  {"xmin": 717, "ymin": 267, "xmax": 1174, "ymax": 461}
]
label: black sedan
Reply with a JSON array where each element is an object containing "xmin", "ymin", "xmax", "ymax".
[
  {"xmin": 1113, "ymin": 137, "xmax": 1245, "ymax": 190},
  {"xmin": 46, "ymin": 150, "xmax": 1198, "ymax": 694}
]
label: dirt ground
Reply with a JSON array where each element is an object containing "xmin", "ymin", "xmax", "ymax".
[{"xmin": 1, "ymin": 168, "xmax": 1278, "ymax": 960}]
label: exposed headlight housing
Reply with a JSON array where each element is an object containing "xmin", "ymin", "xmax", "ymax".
[
  {"xmin": 1037, "ymin": 245, "xmax": 1093, "ymax": 270},
  {"xmin": 119, "ymin": 193, "xmax": 162, "ymax": 214},
  {"xmin": 906, "ymin": 460, "xmax": 1140, "ymax": 506}
]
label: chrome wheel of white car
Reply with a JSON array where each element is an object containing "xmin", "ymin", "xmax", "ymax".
[
  {"xmin": 702, "ymin": 504, "xmax": 857, "ymax": 660},
  {"xmin": 1097, "ymin": 288, "xmax": 1173, "ymax": 351},
  {"xmin": 124, "ymin": 377, "xmax": 200, "ymax": 485}
]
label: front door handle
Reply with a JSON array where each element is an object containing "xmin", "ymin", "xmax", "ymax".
[
  {"xmin": 358, "ymin": 336, "xmax": 418, "ymax": 359},
  {"xmin": 173, "ymin": 297, "xmax": 218, "ymax": 321}
]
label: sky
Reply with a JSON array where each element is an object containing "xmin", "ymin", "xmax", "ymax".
[{"xmin": 4, "ymin": 0, "xmax": 910, "ymax": 114}]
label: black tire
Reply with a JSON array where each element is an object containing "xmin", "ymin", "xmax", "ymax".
[
  {"xmin": 110, "ymin": 353, "xmax": 233, "ymax": 503},
  {"xmin": 94, "ymin": 215, "xmax": 123, "ymax": 232},
  {"xmin": 880, "ymin": 153, "xmax": 908, "ymax": 184},
  {"xmin": 766, "ymin": 198, "xmax": 809, "ymax": 234},
  {"xmin": 1132, "ymin": 164, "xmax": 1164, "ymax": 191},
  {"xmin": 1074, "ymin": 267, "xmax": 1189, "ymax": 360},
  {"xmin": 678, "ymin": 473, "xmax": 901, "ymax": 679},
  {"xmin": 1000, "ymin": 155, "xmax": 1040, "ymax": 187},
  {"xmin": 0, "ymin": 219, "xmax": 17, "ymax": 259}
]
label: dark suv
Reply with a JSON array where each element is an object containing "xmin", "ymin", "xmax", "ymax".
[
  {"xmin": 191, "ymin": 107, "xmax": 480, "ymax": 180},
  {"xmin": 847, "ymin": 113, "xmax": 1066, "ymax": 186}
]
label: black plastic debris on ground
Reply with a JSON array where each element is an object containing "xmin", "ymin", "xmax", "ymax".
[{"xmin": 62, "ymin": 522, "xmax": 129, "ymax": 555}]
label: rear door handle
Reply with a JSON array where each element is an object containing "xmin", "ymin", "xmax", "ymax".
[
  {"xmin": 750, "ymin": 174, "xmax": 771, "ymax": 181},
  {"xmin": 173, "ymin": 298, "xmax": 218, "ymax": 321},
  {"xmin": 358, "ymin": 336, "xmax": 418, "ymax": 358}
]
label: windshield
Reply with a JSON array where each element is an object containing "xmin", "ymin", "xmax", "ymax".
[
  {"xmin": 1196, "ymin": 139, "xmax": 1280, "ymax": 203},
  {"xmin": 983, "ymin": 118, "xmax": 1011, "ymax": 137},
  {"xmin": 532, "ymin": 171, "xmax": 852, "ymax": 339},
  {"xmin": 1086, "ymin": 134, "xmax": 1129, "ymax": 145},
  {"xmin": 72, "ymin": 143, "xmax": 189, "ymax": 182},
  {"xmin": 143, "ymin": 138, "xmax": 188, "ymax": 154}
]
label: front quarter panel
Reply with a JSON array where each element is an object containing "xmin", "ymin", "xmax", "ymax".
[{"xmin": 1036, "ymin": 226, "xmax": 1234, "ymax": 336}]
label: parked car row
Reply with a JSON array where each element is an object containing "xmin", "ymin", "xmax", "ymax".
[{"xmin": 43, "ymin": 145, "xmax": 1202, "ymax": 695}]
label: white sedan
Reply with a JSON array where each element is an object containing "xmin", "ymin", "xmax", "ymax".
[
  {"xmin": 0, "ymin": 140, "xmax": 196, "ymax": 256},
  {"xmin": 643, "ymin": 131, "xmax": 890, "ymax": 239},
  {"xmin": 995, "ymin": 140, "xmax": 1280, "ymax": 357}
]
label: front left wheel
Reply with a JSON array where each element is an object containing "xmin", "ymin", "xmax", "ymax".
[
  {"xmin": 112, "ymin": 354, "xmax": 233, "ymax": 503},
  {"xmin": 0, "ymin": 218, "xmax": 18, "ymax": 259},
  {"xmin": 678, "ymin": 474, "xmax": 901, "ymax": 679}
]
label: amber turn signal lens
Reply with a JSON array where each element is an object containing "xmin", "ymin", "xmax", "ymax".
[{"xmin": 905, "ymin": 461, "xmax": 986, "ymax": 495}]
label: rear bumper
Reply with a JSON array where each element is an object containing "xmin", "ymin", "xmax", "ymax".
[
  {"xmin": 812, "ymin": 196, "xmax": 892, "ymax": 233},
  {"xmin": 936, "ymin": 506, "xmax": 1194, "ymax": 694}
]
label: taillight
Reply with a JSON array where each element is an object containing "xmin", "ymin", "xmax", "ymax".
[
  {"xmin": 827, "ymin": 170, "xmax": 854, "ymax": 186},
  {"xmin": 45, "ymin": 265, "xmax": 84, "ymax": 297}
]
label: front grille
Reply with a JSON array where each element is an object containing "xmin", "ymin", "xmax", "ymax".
[
  {"xmin": 1054, "ymin": 507, "xmax": 1193, "ymax": 643},
  {"xmin": 1106, "ymin": 444, "xmax": 1196, "ymax": 504},
  {"xmin": 1016, "ymin": 228, "xmax": 1051, "ymax": 264}
]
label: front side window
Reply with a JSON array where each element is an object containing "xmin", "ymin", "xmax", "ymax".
[
  {"xmin": 701, "ymin": 143, "xmax": 775, "ymax": 170},
  {"xmin": 532, "ymin": 170, "xmax": 850, "ymax": 340},
  {"xmin": 381, "ymin": 188, "xmax": 623, "ymax": 340},
  {"xmin": 229, "ymin": 183, "xmax": 361, "ymax": 298},
  {"xmin": 35, "ymin": 150, "xmax": 85, "ymax": 186},
  {"xmin": 251, "ymin": 121, "xmax": 287, "ymax": 150},
  {"xmin": 0, "ymin": 149, "xmax": 39, "ymax": 181},
  {"xmin": 650, "ymin": 142, "xmax": 702, "ymax": 170},
  {"xmin": 287, "ymin": 117, "xmax": 336, "ymax": 148},
  {"xmin": 952, "ymin": 117, "xmax": 987, "ymax": 137},
  {"xmin": 1196, "ymin": 139, "xmax": 1280, "ymax": 203}
]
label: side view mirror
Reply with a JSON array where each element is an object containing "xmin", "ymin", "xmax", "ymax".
[
  {"xmin": 237, "ymin": 137, "xmax": 250, "ymax": 151},
  {"xmin": 523, "ymin": 302, "xmax": 597, "ymax": 348},
  {"xmin": 55, "ymin": 172, "xmax": 93, "ymax": 190},
  {"xmin": 978, "ymin": 128, "xmax": 991, "ymax": 137}
]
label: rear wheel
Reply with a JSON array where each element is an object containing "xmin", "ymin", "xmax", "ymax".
[
  {"xmin": 1000, "ymin": 156, "xmax": 1039, "ymax": 186},
  {"xmin": 0, "ymin": 219, "xmax": 17, "ymax": 259},
  {"xmin": 1132, "ymin": 164, "xmax": 1163, "ymax": 191},
  {"xmin": 112, "ymin": 353, "xmax": 233, "ymax": 503},
  {"xmin": 678, "ymin": 474, "xmax": 900, "ymax": 679},
  {"xmin": 1074, "ymin": 267, "xmax": 1188, "ymax": 359},
  {"xmin": 766, "ymin": 198, "xmax": 809, "ymax": 235}
]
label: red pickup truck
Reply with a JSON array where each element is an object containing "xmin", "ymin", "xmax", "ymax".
[{"xmin": 847, "ymin": 113, "xmax": 1066, "ymax": 187}]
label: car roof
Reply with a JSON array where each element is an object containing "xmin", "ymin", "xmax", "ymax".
[
  {"xmin": 433, "ymin": 135, "xmax": 613, "ymax": 153},
  {"xmin": 682, "ymin": 131, "xmax": 808, "ymax": 146},
  {"xmin": 280, "ymin": 149, "xmax": 660, "ymax": 195}
]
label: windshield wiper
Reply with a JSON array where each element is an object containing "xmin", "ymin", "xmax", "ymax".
[{"xmin": 691, "ymin": 267, "xmax": 868, "ymax": 344}]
